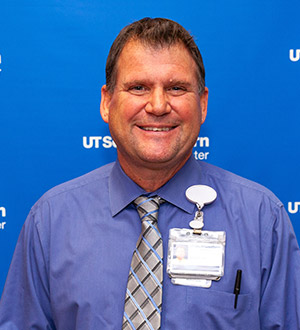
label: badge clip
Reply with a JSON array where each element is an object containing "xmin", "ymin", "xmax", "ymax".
[{"xmin": 189, "ymin": 204, "xmax": 204, "ymax": 235}]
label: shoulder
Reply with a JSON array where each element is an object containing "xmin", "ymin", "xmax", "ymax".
[
  {"xmin": 30, "ymin": 162, "xmax": 115, "ymax": 213},
  {"xmin": 198, "ymin": 161, "xmax": 283, "ymax": 208}
]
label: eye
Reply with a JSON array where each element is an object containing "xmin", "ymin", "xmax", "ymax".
[
  {"xmin": 128, "ymin": 85, "xmax": 149, "ymax": 95},
  {"xmin": 167, "ymin": 86, "xmax": 187, "ymax": 96},
  {"xmin": 131, "ymin": 85, "xmax": 144, "ymax": 91}
]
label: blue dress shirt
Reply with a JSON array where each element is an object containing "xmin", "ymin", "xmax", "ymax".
[{"xmin": 0, "ymin": 157, "xmax": 300, "ymax": 329}]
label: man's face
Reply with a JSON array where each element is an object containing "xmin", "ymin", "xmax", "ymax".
[{"xmin": 101, "ymin": 40, "xmax": 208, "ymax": 175}]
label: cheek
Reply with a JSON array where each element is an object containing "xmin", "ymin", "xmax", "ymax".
[
  {"xmin": 174, "ymin": 99, "xmax": 202, "ymax": 124},
  {"xmin": 108, "ymin": 102, "xmax": 128, "ymax": 125},
  {"xmin": 110, "ymin": 97, "xmax": 144, "ymax": 123}
]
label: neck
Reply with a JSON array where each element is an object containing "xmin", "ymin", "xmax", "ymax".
[{"xmin": 118, "ymin": 154, "xmax": 190, "ymax": 192}]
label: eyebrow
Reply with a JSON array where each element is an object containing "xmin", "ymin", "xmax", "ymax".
[
  {"xmin": 122, "ymin": 80, "xmax": 151, "ymax": 88},
  {"xmin": 167, "ymin": 80, "xmax": 193, "ymax": 88}
]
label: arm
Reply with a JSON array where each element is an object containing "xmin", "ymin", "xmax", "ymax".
[
  {"xmin": 260, "ymin": 205, "xmax": 300, "ymax": 329},
  {"xmin": 0, "ymin": 205, "xmax": 55, "ymax": 329}
]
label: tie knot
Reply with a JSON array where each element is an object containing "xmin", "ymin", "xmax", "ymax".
[{"xmin": 133, "ymin": 195, "xmax": 163, "ymax": 222}]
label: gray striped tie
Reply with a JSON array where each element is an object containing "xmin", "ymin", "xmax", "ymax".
[{"xmin": 122, "ymin": 196, "xmax": 164, "ymax": 330}]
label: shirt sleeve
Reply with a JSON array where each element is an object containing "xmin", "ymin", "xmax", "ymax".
[
  {"xmin": 260, "ymin": 204, "xmax": 300, "ymax": 329},
  {"xmin": 0, "ymin": 203, "xmax": 55, "ymax": 330}
]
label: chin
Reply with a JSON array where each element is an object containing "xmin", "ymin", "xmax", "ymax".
[{"xmin": 139, "ymin": 152, "xmax": 186, "ymax": 167}]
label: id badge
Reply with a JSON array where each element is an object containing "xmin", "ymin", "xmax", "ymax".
[{"xmin": 167, "ymin": 228, "xmax": 226, "ymax": 281}]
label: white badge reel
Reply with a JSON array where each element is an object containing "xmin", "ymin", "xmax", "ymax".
[{"xmin": 167, "ymin": 185, "xmax": 226, "ymax": 288}]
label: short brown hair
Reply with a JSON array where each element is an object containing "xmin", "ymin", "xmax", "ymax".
[{"xmin": 105, "ymin": 17, "xmax": 205, "ymax": 94}]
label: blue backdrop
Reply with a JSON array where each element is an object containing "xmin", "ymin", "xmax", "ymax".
[{"xmin": 1, "ymin": 0, "xmax": 299, "ymax": 293}]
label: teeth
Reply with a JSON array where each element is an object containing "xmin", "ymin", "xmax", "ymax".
[{"xmin": 142, "ymin": 127, "xmax": 172, "ymax": 132}]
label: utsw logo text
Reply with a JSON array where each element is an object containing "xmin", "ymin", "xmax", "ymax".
[
  {"xmin": 289, "ymin": 49, "xmax": 300, "ymax": 62},
  {"xmin": 288, "ymin": 202, "xmax": 300, "ymax": 214},
  {"xmin": 83, "ymin": 135, "xmax": 210, "ymax": 149},
  {"xmin": 0, "ymin": 206, "xmax": 6, "ymax": 230},
  {"xmin": 0, "ymin": 206, "xmax": 6, "ymax": 217},
  {"xmin": 83, "ymin": 136, "xmax": 117, "ymax": 149}
]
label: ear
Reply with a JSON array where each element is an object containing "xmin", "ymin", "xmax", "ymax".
[
  {"xmin": 200, "ymin": 87, "xmax": 208, "ymax": 124},
  {"xmin": 100, "ymin": 85, "xmax": 112, "ymax": 123}
]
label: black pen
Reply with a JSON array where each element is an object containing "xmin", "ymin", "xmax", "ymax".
[{"xmin": 233, "ymin": 269, "xmax": 242, "ymax": 309}]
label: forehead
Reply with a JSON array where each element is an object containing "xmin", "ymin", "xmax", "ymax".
[{"xmin": 115, "ymin": 40, "xmax": 198, "ymax": 82}]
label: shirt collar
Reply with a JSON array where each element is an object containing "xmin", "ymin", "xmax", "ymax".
[
  {"xmin": 109, "ymin": 156, "xmax": 202, "ymax": 216},
  {"xmin": 109, "ymin": 159, "xmax": 145, "ymax": 216}
]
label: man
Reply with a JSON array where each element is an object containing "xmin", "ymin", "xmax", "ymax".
[{"xmin": 0, "ymin": 17, "xmax": 300, "ymax": 329}]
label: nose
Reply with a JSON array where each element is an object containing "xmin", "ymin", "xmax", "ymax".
[{"xmin": 144, "ymin": 88, "xmax": 171, "ymax": 115}]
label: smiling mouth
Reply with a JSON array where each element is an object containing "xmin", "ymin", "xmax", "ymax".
[{"xmin": 138, "ymin": 126, "xmax": 176, "ymax": 132}]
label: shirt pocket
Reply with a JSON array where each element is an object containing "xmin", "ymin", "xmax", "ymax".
[{"xmin": 186, "ymin": 286, "xmax": 256, "ymax": 330}]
